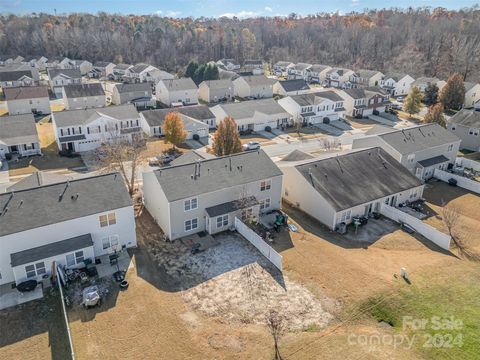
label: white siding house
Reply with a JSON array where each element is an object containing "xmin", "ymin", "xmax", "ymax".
[
  {"xmin": 47, "ymin": 68, "xmax": 82, "ymax": 98},
  {"xmin": 464, "ymin": 82, "xmax": 480, "ymax": 109},
  {"xmin": 156, "ymin": 78, "xmax": 198, "ymax": 107},
  {"xmin": 0, "ymin": 114, "xmax": 41, "ymax": 159},
  {"xmin": 380, "ymin": 73, "xmax": 415, "ymax": 97},
  {"xmin": 4, "ymin": 86, "xmax": 51, "ymax": 115}
]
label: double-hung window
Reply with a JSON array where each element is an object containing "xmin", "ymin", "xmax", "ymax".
[
  {"xmin": 260, "ymin": 180, "xmax": 271, "ymax": 191},
  {"xmin": 216, "ymin": 215, "xmax": 229, "ymax": 228},
  {"xmin": 184, "ymin": 198, "xmax": 198, "ymax": 211},
  {"xmin": 185, "ymin": 218, "xmax": 198, "ymax": 232},
  {"xmin": 25, "ymin": 262, "xmax": 46, "ymax": 278},
  {"xmin": 99, "ymin": 212, "xmax": 116, "ymax": 227},
  {"xmin": 260, "ymin": 198, "xmax": 271, "ymax": 211}
]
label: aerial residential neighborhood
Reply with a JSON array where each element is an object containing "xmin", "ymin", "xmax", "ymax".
[{"xmin": 0, "ymin": 3, "xmax": 479, "ymax": 360}]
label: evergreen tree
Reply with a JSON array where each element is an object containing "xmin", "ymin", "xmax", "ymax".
[
  {"xmin": 424, "ymin": 83, "xmax": 439, "ymax": 106},
  {"xmin": 439, "ymin": 73, "xmax": 466, "ymax": 110},
  {"xmin": 193, "ymin": 64, "xmax": 207, "ymax": 84},
  {"xmin": 185, "ymin": 61, "xmax": 198, "ymax": 79}
]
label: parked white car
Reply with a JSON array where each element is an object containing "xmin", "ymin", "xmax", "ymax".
[{"xmin": 242, "ymin": 141, "xmax": 261, "ymax": 151}]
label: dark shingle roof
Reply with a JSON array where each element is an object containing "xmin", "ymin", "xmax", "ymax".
[
  {"xmin": 94, "ymin": 61, "xmax": 113, "ymax": 68},
  {"xmin": 7, "ymin": 172, "xmax": 67, "ymax": 191},
  {"xmin": 4, "ymin": 86, "xmax": 48, "ymax": 100},
  {"xmin": 0, "ymin": 173, "xmax": 132, "ymax": 236},
  {"xmin": 205, "ymin": 197, "xmax": 258, "ymax": 217},
  {"xmin": 53, "ymin": 104, "xmax": 138, "ymax": 127},
  {"xmin": 0, "ymin": 114, "xmax": 39, "ymax": 145},
  {"xmin": 290, "ymin": 91, "xmax": 343, "ymax": 106},
  {"xmin": 0, "ymin": 70, "xmax": 33, "ymax": 81},
  {"xmin": 417, "ymin": 155, "xmax": 449, "ymax": 168},
  {"xmin": 63, "ymin": 83, "xmax": 105, "ymax": 98},
  {"xmin": 141, "ymin": 105, "xmax": 214, "ymax": 127},
  {"xmin": 153, "ymin": 150, "xmax": 282, "ymax": 202},
  {"xmin": 378, "ymin": 124, "xmax": 460, "ymax": 154},
  {"xmin": 342, "ymin": 88, "xmax": 366, "ymax": 99},
  {"xmin": 295, "ymin": 148, "xmax": 422, "ymax": 211},
  {"xmin": 448, "ymin": 109, "xmax": 480, "ymax": 127},
  {"xmin": 47, "ymin": 68, "xmax": 81, "ymax": 80},
  {"xmin": 200, "ymin": 79, "xmax": 233, "ymax": 89},
  {"xmin": 114, "ymin": 82, "xmax": 151, "ymax": 94},
  {"xmin": 129, "ymin": 63, "xmax": 152, "ymax": 73},
  {"xmin": 235, "ymin": 75, "xmax": 276, "ymax": 87},
  {"xmin": 277, "ymin": 79, "xmax": 310, "ymax": 93},
  {"xmin": 10, "ymin": 234, "xmax": 94, "ymax": 267},
  {"xmin": 170, "ymin": 150, "xmax": 216, "ymax": 166}
]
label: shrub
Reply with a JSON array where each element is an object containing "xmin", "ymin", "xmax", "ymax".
[
  {"xmin": 5, "ymin": 153, "xmax": 12, "ymax": 160},
  {"xmin": 265, "ymin": 126, "xmax": 272, "ymax": 132},
  {"xmin": 192, "ymin": 133, "xmax": 200, "ymax": 141}
]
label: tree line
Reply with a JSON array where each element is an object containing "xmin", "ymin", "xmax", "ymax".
[{"xmin": 1, "ymin": 7, "xmax": 479, "ymax": 82}]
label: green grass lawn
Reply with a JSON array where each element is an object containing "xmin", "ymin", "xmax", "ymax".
[{"xmin": 354, "ymin": 262, "xmax": 480, "ymax": 359}]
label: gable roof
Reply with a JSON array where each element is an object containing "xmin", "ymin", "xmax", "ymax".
[
  {"xmin": 412, "ymin": 77, "xmax": 440, "ymax": 86},
  {"xmin": 114, "ymin": 63, "xmax": 133, "ymax": 71},
  {"xmin": 235, "ymin": 75, "xmax": 275, "ymax": 87},
  {"xmin": 129, "ymin": 63, "xmax": 153, "ymax": 74},
  {"xmin": 244, "ymin": 60, "xmax": 262, "ymax": 65},
  {"xmin": 141, "ymin": 105, "xmax": 214, "ymax": 127},
  {"xmin": 53, "ymin": 104, "xmax": 138, "ymax": 127},
  {"xmin": 63, "ymin": 83, "xmax": 105, "ymax": 98},
  {"xmin": 365, "ymin": 124, "xmax": 396, "ymax": 136},
  {"xmin": 94, "ymin": 61, "xmax": 114, "ymax": 68},
  {"xmin": 292, "ymin": 63, "xmax": 312, "ymax": 71},
  {"xmin": 464, "ymin": 82, "xmax": 480, "ymax": 92},
  {"xmin": 160, "ymin": 78, "xmax": 197, "ymax": 91},
  {"xmin": 152, "ymin": 150, "xmax": 282, "ymax": 202},
  {"xmin": 170, "ymin": 150, "xmax": 216, "ymax": 166},
  {"xmin": 290, "ymin": 91, "xmax": 343, "ymax": 106},
  {"xmin": 342, "ymin": 88, "xmax": 366, "ymax": 99},
  {"xmin": 200, "ymin": 79, "xmax": 233, "ymax": 89},
  {"xmin": 4, "ymin": 86, "xmax": 48, "ymax": 100},
  {"xmin": 274, "ymin": 61, "xmax": 294, "ymax": 67},
  {"xmin": 294, "ymin": 148, "xmax": 422, "ymax": 211},
  {"xmin": 448, "ymin": 109, "xmax": 480, "ymax": 128},
  {"xmin": 377, "ymin": 124, "xmax": 460, "ymax": 154},
  {"xmin": 0, "ymin": 173, "xmax": 132, "ymax": 237},
  {"xmin": 356, "ymin": 69, "xmax": 382, "ymax": 79},
  {"xmin": 0, "ymin": 114, "xmax": 39, "ymax": 146},
  {"xmin": 281, "ymin": 150, "xmax": 314, "ymax": 162},
  {"xmin": 47, "ymin": 68, "xmax": 81, "ymax": 80},
  {"xmin": 114, "ymin": 82, "xmax": 151, "ymax": 94},
  {"xmin": 277, "ymin": 79, "xmax": 310, "ymax": 93},
  {"xmin": 0, "ymin": 70, "xmax": 33, "ymax": 81},
  {"xmin": 7, "ymin": 172, "xmax": 68, "ymax": 191},
  {"xmin": 214, "ymin": 98, "xmax": 289, "ymax": 120},
  {"xmin": 308, "ymin": 64, "xmax": 330, "ymax": 73},
  {"xmin": 383, "ymin": 72, "xmax": 408, "ymax": 82}
]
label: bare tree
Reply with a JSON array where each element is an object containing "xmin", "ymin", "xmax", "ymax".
[
  {"xmin": 265, "ymin": 309, "xmax": 288, "ymax": 360},
  {"xmin": 442, "ymin": 203, "xmax": 480, "ymax": 261},
  {"xmin": 95, "ymin": 129, "xmax": 147, "ymax": 195}
]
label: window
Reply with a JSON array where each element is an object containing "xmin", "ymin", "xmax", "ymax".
[
  {"xmin": 66, "ymin": 253, "xmax": 75, "ymax": 266},
  {"xmin": 260, "ymin": 180, "xmax": 271, "ymax": 191},
  {"xmin": 447, "ymin": 144, "xmax": 454, "ymax": 152},
  {"xmin": 407, "ymin": 154, "xmax": 415, "ymax": 163},
  {"xmin": 102, "ymin": 237, "xmax": 110, "ymax": 249},
  {"xmin": 35, "ymin": 262, "xmax": 46, "ymax": 275},
  {"xmin": 184, "ymin": 198, "xmax": 198, "ymax": 211},
  {"xmin": 25, "ymin": 264, "xmax": 36, "ymax": 278},
  {"xmin": 340, "ymin": 210, "xmax": 352, "ymax": 222},
  {"xmin": 108, "ymin": 212, "xmax": 116, "ymax": 225},
  {"xmin": 99, "ymin": 214, "xmax": 108, "ymax": 227},
  {"xmin": 25, "ymin": 262, "xmax": 46, "ymax": 278},
  {"xmin": 185, "ymin": 218, "xmax": 198, "ymax": 232},
  {"xmin": 260, "ymin": 198, "xmax": 271, "ymax": 211},
  {"xmin": 216, "ymin": 215, "xmax": 229, "ymax": 228},
  {"xmin": 75, "ymin": 251, "xmax": 84, "ymax": 264}
]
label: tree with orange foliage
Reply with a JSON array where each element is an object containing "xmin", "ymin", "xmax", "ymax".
[
  {"xmin": 212, "ymin": 117, "xmax": 242, "ymax": 156},
  {"xmin": 162, "ymin": 112, "xmax": 187, "ymax": 150}
]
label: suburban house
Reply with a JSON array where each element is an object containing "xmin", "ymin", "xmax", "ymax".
[
  {"xmin": 463, "ymin": 82, "xmax": 480, "ymax": 109},
  {"xmin": 305, "ymin": 64, "xmax": 331, "ymax": 84},
  {"xmin": 111, "ymin": 63, "xmax": 133, "ymax": 80},
  {"xmin": 216, "ymin": 59, "xmax": 241, "ymax": 72},
  {"xmin": 47, "ymin": 68, "xmax": 82, "ymax": 97},
  {"xmin": 4, "ymin": 86, "xmax": 50, "ymax": 115},
  {"xmin": 273, "ymin": 61, "xmax": 295, "ymax": 77},
  {"xmin": 142, "ymin": 150, "xmax": 283, "ymax": 240},
  {"xmin": 412, "ymin": 77, "xmax": 446, "ymax": 92},
  {"xmin": 61, "ymin": 58, "xmax": 93, "ymax": 75},
  {"xmin": 352, "ymin": 123, "xmax": 461, "ymax": 180},
  {"xmin": 273, "ymin": 79, "xmax": 311, "ymax": 97},
  {"xmin": 111, "ymin": 82, "xmax": 154, "ymax": 108},
  {"xmin": 279, "ymin": 148, "xmax": 424, "ymax": 230},
  {"xmin": 210, "ymin": 98, "xmax": 292, "ymax": 132},
  {"xmin": 89, "ymin": 61, "xmax": 115, "ymax": 79},
  {"xmin": 170, "ymin": 150, "xmax": 216, "ymax": 166},
  {"xmin": 0, "ymin": 173, "xmax": 137, "ymax": 291},
  {"xmin": 243, "ymin": 60, "xmax": 264, "ymax": 75},
  {"xmin": 0, "ymin": 56, "xmax": 13, "ymax": 65},
  {"xmin": 13, "ymin": 56, "xmax": 24, "ymax": 63},
  {"xmin": 198, "ymin": 79, "xmax": 234, "ymax": 103},
  {"xmin": 51, "ymin": 104, "xmax": 141, "ymax": 153},
  {"xmin": 125, "ymin": 63, "xmax": 168, "ymax": 83},
  {"xmin": 156, "ymin": 78, "xmax": 198, "ymax": 107},
  {"xmin": 140, "ymin": 106, "xmax": 211, "ymax": 141},
  {"xmin": 0, "ymin": 114, "xmax": 41, "ymax": 159},
  {"xmin": 340, "ymin": 87, "xmax": 389, "ymax": 118},
  {"xmin": 447, "ymin": 110, "xmax": 480, "ymax": 152},
  {"xmin": 233, "ymin": 75, "xmax": 275, "ymax": 99},
  {"xmin": 146, "ymin": 68, "xmax": 175, "ymax": 84},
  {"xmin": 1, "ymin": 62, "xmax": 40, "ymax": 80},
  {"xmin": 62, "ymin": 83, "xmax": 106, "ymax": 110},
  {"xmin": 287, "ymin": 63, "xmax": 312, "ymax": 80},
  {"xmin": 380, "ymin": 73, "xmax": 415, "ymax": 97},
  {"xmin": 278, "ymin": 91, "xmax": 345, "ymax": 125},
  {"xmin": 0, "ymin": 70, "xmax": 35, "ymax": 88},
  {"xmin": 324, "ymin": 68, "xmax": 357, "ymax": 89},
  {"xmin": 354, "ymin": 70, "xmax": 384, "ymax": 88}
]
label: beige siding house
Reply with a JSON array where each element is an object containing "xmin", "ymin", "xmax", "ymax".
[
  {"xmin": 63, "ymin": 83, "xmax": 106, "ymax": 110},
  {"xmin": 447, "ymin": 110, "xmax": 480, "ymax": 152},
  {"xmin": 233, "ymin": 75, "xmax": 275, "ymax": 99},
  {"xmin": 0, "ymin": 114, "xmax": 41, "ymax": 159},
  {"xmin": 142, "ymin": 150, "xmax": 283, "ymax": 240},
  {"xmin": 198, "ymin": 79, "xmax": 234, "ymax": 103},
  {"xmin": 156, "ymin": 78, "xmax": 198, "ymax": 107},
  {"xmin": 4, "ymin": 86, "xmax": 50, "ymax": 115}
]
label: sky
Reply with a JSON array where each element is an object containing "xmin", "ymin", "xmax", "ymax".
[{"xmin": 0, "ymin": 0, "xmax": 478, "ymax": 18}]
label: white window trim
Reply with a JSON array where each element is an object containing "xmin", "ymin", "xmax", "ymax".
[
  {"xmin": 185, "ymin": 218, "xmax": 199, "ymax": 232},
  {"xmin": 184, "ymin": 197, "xmax": 198, "ymax": 212}
]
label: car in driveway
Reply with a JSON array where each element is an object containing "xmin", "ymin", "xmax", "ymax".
[
  {"xmin": 396, "ymin": 96, "xmax": 405, "ymax": 103},
  {"xmin": 242, "ymin": 141, "xmax": 261, "ymax": 151}
]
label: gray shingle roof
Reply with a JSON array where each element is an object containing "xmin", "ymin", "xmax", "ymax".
[
  {"xmin": 94, "ymin": 61, "xmax": 113, "ymax": 68},
  {"xmin": 292, "ymin": 63, "xmax": 312, "ymax": 71},
  {"xmin": 160, "ymin": 78, "xmax": 197, "ymax": 91},
  {"xmin": 277, "ymin": 79, "xmax": 310, "ymax": 93},
  {"xmin": 295, "ymin": 148, "xmax": 422, "ymax": 211},
  {"xmin": 0, "ymin": 70, "xmax": 33, "ymax": 81},
  {"xmin": 4, "ymin": 86, "xmax": 49, "ymax": 100},
  {"xmin": 114, "ymin": 82, "xmax": 151, "ymax": 94},
  {"xmin": 448, "ymin": 109, "xmax": 480, "ymax": 127},
  {"xmin": 356, "ymin": 69, "xmax": 382, "ymax": 79},
  {"xmin": 464, "ymin": 82, "xmax": 479, "ymax": 92},
  {"xmin": 53, "ymin": 104, "xmax": 139, "ymax": 127},
  {"xmin": 214, "ymin": 98, "xmax": 289, "ymax": 120},
  {"xmin": 378, "ymin": 124, "xmax": 460, "ymax": 154},
  {"xmin": 417, "ymin": 155, "xmax": 449, "ymax": 168},
  {"xmin": 412, "ymin": 77, "xmax": 440, "ymax": 86},
  {"xmin": 274, "ymin": 61, "xmax": 293, "ymax": 68},
  {"xmin": 383, "ymin": 72, "xmax": 408, "ymax": 82},
  {"xmin": 152, "ymin": 150, "xmax": 283, "ymax": 202},
  {"xmin": 0, "ymin": 114, "xmax": 39, "ymax": 145},
  {"xmin": 308, "ymin": 64, "xmax": 330, "ymax": 73},
  {"xmin": 141, "ymin": 105, "xmax": 214, "ymax": 127},
  {"xmin": 7, "ymin": 172, "xmax": 67, "ymax": 191},
  {"xmin": 47, "ymin": 68, "xmax": 81, "ymax": 80},
  {"xmin": 170, "ymin": 150, "xmax": 216, "ymax": 166},
  {"xmin": 63, "ymin": 83, "xmax": 105, "ymax": 98},
  {"xmin": 205, "ymin": 196, "xmax": 258, "ymax": 217},
  {"xmin": 0, "ymin": 173, "xmax": 132, "ymax": 236},
  {"xmin": 235, "ymin": 75, "xmax": 276, "ymax": 87},
  {"xmin": 129, "ymin": 63, "xmax": 152, "ymax": 73},
  {"xmin": 10, "ymin": 234, "xmax": 94, "ymax": 267},
  {"xmin": 290, "ymin": 91, "xmax": 343, "ymax": 106},
  {"xmin": 200, "ymin": 79, "xmax": 233, "ymax": 89},
  {"xmin": 114, "ymin": 63, "xmax": 133, "ymax": 71},
  {"xmin": 342, "ymin": 88, "xmax": 366, "ymax": 99}
]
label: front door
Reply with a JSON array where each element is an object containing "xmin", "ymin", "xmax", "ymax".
[
  {"xmin": 389, "ymin": 196, "xmax": 397, "ymax": 207},
  {"xmin": 67, "ymin": 142, "xmax": 74, "ymax": 151},
  {"xmin": 10, "ymin": 145, "xmax": 18, "ymax": 153}
]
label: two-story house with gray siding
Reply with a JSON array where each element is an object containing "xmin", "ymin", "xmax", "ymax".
[
  {"xmin": 47, "ymin": 68, "xmax": 82, "ymax": 97},
  {"xmin": 142, "ymin": 150, "xmax": 283, "ymax": 241},
  {"xmin": 111, "ymin": 82, "xmax": 154, "ymax": 108},
  {"xmin": 447, "ymin": 110, "xmax": 480, "ymax": 152},
  {"xmin": 198, "ymin": 79, "xmax": 234, "ymax": 103},
  {"xmin": 4, "ymin": 86, "xmax": 50, "ymax": 115},
  {"xmin": 63, "ymin": 83, "xmax": 106, "ymax": 110},
  {"xmin": 352, "ymin": 123, "xmax": 461, "ymax": 180}
]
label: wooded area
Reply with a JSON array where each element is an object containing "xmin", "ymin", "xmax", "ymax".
[{"xmin": 1, "ymin": 7, "xmax": 479, "ymax": 81}]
